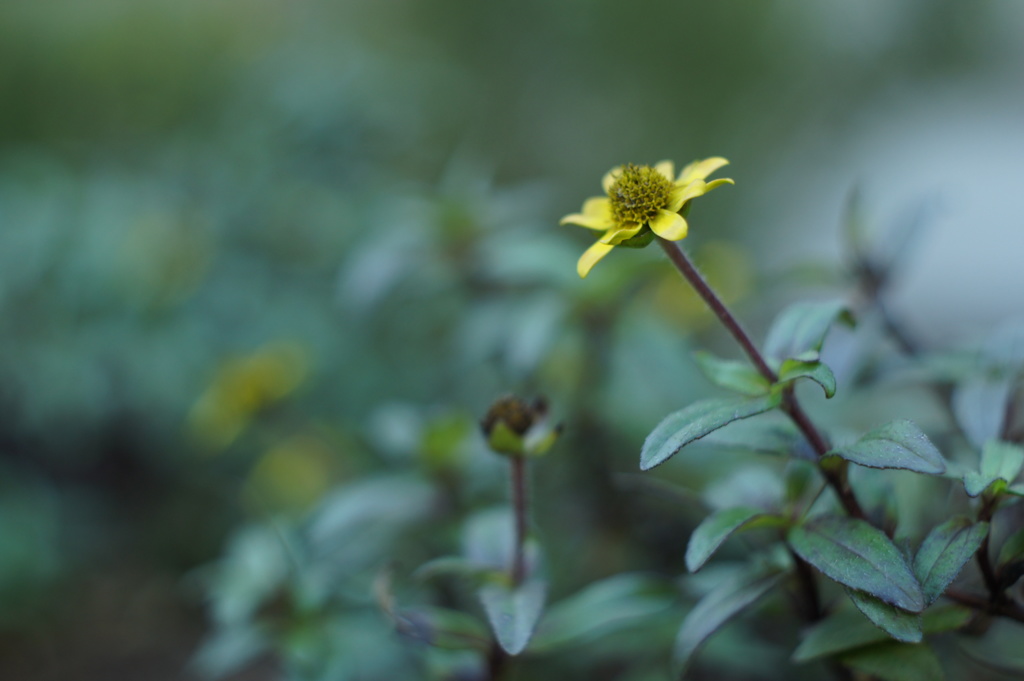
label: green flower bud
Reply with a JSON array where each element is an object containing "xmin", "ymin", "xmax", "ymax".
[{"xmin": 481, "ymin": 395, "xmax": 561, "ymax": 457}]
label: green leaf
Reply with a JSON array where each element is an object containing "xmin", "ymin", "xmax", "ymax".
[
  {"xmin": 996, "ymin": 527, "xmax": 1024, "ymax": 570},
  {"xmin": 840, "ymin": 642, "xmax": 944, "ymax": 681},
  {"xmin": 685, "ymin": 507, "xmax": 786, "ymax": 572},
  {"xmin": 692, "ymin": 350, "xmax": 770, "ymax": 396},
  {"xmin": 913, "ymin": 517, "xmax": 989, "ymax": 604},
  {"xmin": 827, "ymin": 420, "xmax": 946, "ymax": 475},
  {"xmin": 530, "ymin": 574, "xmax": 673, "ymax": 652},
  {"xmin": 764, "ymin": 300, "xmax": 854, "ymax": 361},
  {"xmin": 394, "ymin": 606, "xmax": 490, "ymax": 651},
  {"xmin": 640, "ymin": 395, "xmax": 782, "ymax": 471},
  {"xmin": 700, "ymin": 415, "xmax": 804, "ymax": 457},
  {"xmin": 674, "ymin": 566, "xmax": 785, "ymax": 676},
  {"xmin": 788, "ymin": 515, "xmax": 924, "ymax": 612},
  {"xmin": 953, "ymin": 376, "xmax": 1012, "ymax": 451},
  {"xmin": 479, "ymin": 578, "xmax": 547, "ymax": 655},
  {"xmin": 963, "ymin": 440, "xmax": 1024, "ymax": 497},
  {"xmin": 794, "ymin": 604, "xmax": 972, "ymax": 663},
  {"xmin": 777, "ymin": 358, "xmax": 838, "ymax": 398},
  {"xmin": 846, "ymin": 589, "xmax": 922, "ymax": 643}
]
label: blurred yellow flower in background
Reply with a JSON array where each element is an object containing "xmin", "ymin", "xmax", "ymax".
[
  {"xmin": 560, "ymin": 158, "xmax": 734, "ymax": 278},
  {"xmin": 188, "ymin": 341, "xmax": 310, "ymax": 451}
]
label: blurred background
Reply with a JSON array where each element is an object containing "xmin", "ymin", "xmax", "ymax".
[{"xmin": 2, "ymin": 1, "xmax": 1024, "ymax": 679}]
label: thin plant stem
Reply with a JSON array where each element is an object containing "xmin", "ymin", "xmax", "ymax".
[
  {"xmin": 510, "ymin": 455, "xmax": 528, "ymax": 585},
  {"xmin": 657, "ymin": 238, "xmax": 866, "ymax": 520}
]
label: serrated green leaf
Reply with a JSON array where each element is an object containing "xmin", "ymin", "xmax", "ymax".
[
  {"xmin": 777, "ymin": 358, "xmax": 838, "ymax": 398},
  {"xmin": 764, "ymin": 300, "xmax": 854, "ymax": 361},
  {"xmin": 479, "ymin": 578, "xmax": 547, "ymax": 655},
  {"xmin": 692, "ymin": 350, "xmax": 771, "ymax": 396},
  {"xmin": 827, "ymin": 420, "xmax": 946, "ymax": 475},
  {"xmin": 674, "ymin": 567, "xmax": 785, "ymax": 676},
  {"xmin": 840, "ymin": 641, "xmax": 944, "ymax": 681},
  {"xmin": 793, "ymin": 604, "xmax": 972, "ymax": 663},
  {"xmin": 788, "ymin": 516, "xmax": 924, "ymax": 612},
  {"xmin": 913, "ymin": 517, "xmax": 988, "ymax": 604},
  {"xmin": 530, "ymin": 574, "xmax": 673, "ymax": 653},
  {"xmin": 847, "ymin": 589, "xmax": 922, "ymax": 643},
  {"xmin": 685, "ymin": 507, "xmax": 785, "ymax": 572},
  {"xmin": 640, "ymin": 395, "xmax": 782, "ymax": 470},
  {"xmin": 395, "ymin": 606, "xmax": 490, "ymax": 651},
  {"xmin": 963, "ymin": 440, "xmax": 1024, "ymax": 497}
]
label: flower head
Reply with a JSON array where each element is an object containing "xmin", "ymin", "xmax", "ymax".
[
  {"xmin": 560, "ymin": 158, "xmax": 734, "ymax": 277},
  {"xmin": 481, "ymin": 395, "xmax": 561, "ymax": 457}
]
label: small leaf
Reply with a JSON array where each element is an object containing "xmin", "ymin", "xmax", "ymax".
[
  {"xmin": 827, "ymin": 420, "xmax": 946, "ymax": 475},
  {"xmin": 764, "ymin": 300, "xmax": 854, "ymax": 361},
  {"xmin": 953, "ymin": 376, "xmax": 1012, "ymax": 451},
  {"xmin": 846, "ymin": 589, "xmax": 922, "ymax": 643},
  {"xmin": 479, "ymin": 578, "xmax": 548, "ymax": 655},
  {"xmin": 685, "ymin": 507, "xmax": 785, "ymax": 572},
  {"xmin": 794, "ymin": 604, "xmax": 972, "ymax": 663},
  {"xmin": 788, "ymin": 515, "xmax": 924, "ymax": 611},
  {"xmin": 840, "ymin": 641, "xmax": 944, "ymax": 681},
  {"xmin": 641, "ymin": 395, "xmax": 782, "ymax": 470},
  {"xmin": 913, "ymin": 517, "xmax": 989, "ymax": 604},
  {"xmin": 530, "ymin": 574, "xmax": 673, "ymax": 652},
  {"xmin": 996, "ymin": 527, "xmax": 1024, "ymax": 570},
  {"xmin": 692, "ymin": 351, "xmax": 771, "ymax": 396},
  {"xmin": 395, "ymin": 606, "xmax": 490, "ymax": 651},
  {"xmin": 777, "ymin": 358, "xmax": 838, "ymax": 398},
  {"xmin": 674, "ymin": 567, "xmax": 785, "ymax": 675},
  {"xmin": 963, "ymin": 440, "xmax": 1024, "ymax": 497}
]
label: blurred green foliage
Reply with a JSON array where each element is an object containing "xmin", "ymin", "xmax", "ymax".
[{"xmin": 0, "ymin": 1, "xmax": 1022, "ymax": 679}]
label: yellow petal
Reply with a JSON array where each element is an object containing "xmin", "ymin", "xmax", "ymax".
[
  {"xmin": 668, "ymin": 180, "xmax": 708, "ymax": 210},
  {"xmin": 704, "ymin": 177, "xmax": 735, "ymax": 192},
  {"xmin": 602, "ymin": 166, "xmax": 623, "ymax": 193},
  {"xmin": 649, "ymin": 210, "xmax": 688, "ymax": 241},
  {"xmin": 677, "ymin": 157, "xmax": 730, "ymax": 184},
  {"xmin": 577, "ymin": 241, "xmax": 615, "ymax": 278},
  {"xmin": 654, "ymin": 160, "xmax": 675, "ymax": 181},
  {"xmin": 560, "ymin": 196, "xmax": 615, "ymax": 230},
  {"xmin": 599, "ymin": 223, "xmax": 643, "ymax": 244}
]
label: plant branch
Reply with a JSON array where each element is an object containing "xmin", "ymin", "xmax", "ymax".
[
  {"xmin": 945, "ymin": 589, "xmax": 1024, "ymax": 624},
  {"xmin": 658, "ymin": 238, "xmax": 866, "ymax": 520},
  {"xmin": 510, "ymin": 455, "xmax": 528, "ymax": 586}
]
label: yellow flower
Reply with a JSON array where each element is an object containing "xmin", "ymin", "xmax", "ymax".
[{"xmin": 560, "ymin": 158, "xmax": 734, "ymax": 278}]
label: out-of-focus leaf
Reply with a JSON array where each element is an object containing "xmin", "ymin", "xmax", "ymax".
[
  {"xmin": 692, "ymin": 350, "xmax": 770, "ymax": 396},
  {"xmin": 846, "ymin": 589, "xmax": 921, "ymax": 643},
  {"xmin": 394, "ymin": 606, "xmax": 490, "ymax": 651},
  {"xmin": 788, "ymin": 515, "xmax": 924, "ymax": 611},
  {"xmin": 530, "ymin": 574, "xmax": 674, "ymax": 652},
  {"xmin": 640, "ymin": 395, "xmax": 782, "ymax": 470},
  {"xmin": 308, "ymin": 476, "xmax": 435, "ymax": 550},
  {"xmin": 674, "ymin": 565, "xmax": 785, "ymax": 675},
  {"xmin": 193, "ymin": 625, "xmax": 270, "ymax": 679},
  {"xmin": 963, "ymin": 440, "xmax": 1024, "ymax": 497},
  {"xmin": 827, "ymin": 420, "xmax": 945, "ymax": 475},
  {"xmin": 685, "ymin": 507, "xmax": 786, "ymax": 572},
  {"xmin": 953, "ymin": 376, "xmax": 1012, "ymax": 451},
  {"xmin": 794, "ymin": 604, "xmax": 972, "ymax": 663},
  {"xmin": 996, "ymin": 527, "xmax": 1024, "ymax": 570},
  {"xmin": 414, "ymin": 557, "xmax": 491, "ymax": 584},
  {"xmin": 702, "ymin": 466, "xmax": 785, "ymax": 513},
  {"xmin": 462, "ymin": 507, "xmax": 541, "ymax": 575},
  {"xmin": 913, "ymin": 517, "xmax": 988, "ymax": 604},
  {"xmin": 776, "ymin": 358, "xmax": 837, "ymax": 398},
  {"xmin": 479, "ymin": 578, "xmax": 547, "ymax": 655},
  {"xmin": 958, "ymin": 618, "xmax": 1024, "ymax": 674},
  {"xmin": 840, "ymin": 642, "xmax": 944, "ymax": 681},
  {"xmin": 763, "ymin": 300, "xmax": 854, "ymax": 361},
  {"xmin": 675, "ymin": 561, "xmax": 778, "ymax": 675}
]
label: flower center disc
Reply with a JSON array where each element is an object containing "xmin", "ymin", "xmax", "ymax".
[{"xmin": 609, "ymin": 164, "xmax": 673, "ymax": 226}]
